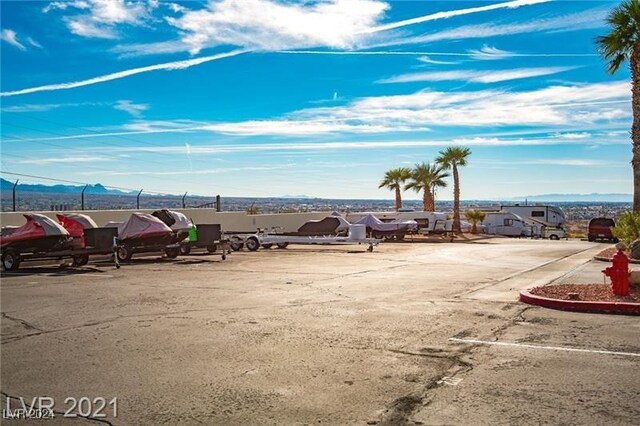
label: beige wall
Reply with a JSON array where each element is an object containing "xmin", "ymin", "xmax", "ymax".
[{"xmin": 0, "ymin": 209, "xmax": 329, "ymax": 233}]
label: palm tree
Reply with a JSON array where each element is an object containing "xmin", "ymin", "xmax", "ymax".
[
  {"xmin": 379, "ymin": 167, "xmax": 412, "ymax": 211},
  {"xmin": 465, "ymin": 209, "xmax": 486, "ymax": 234},
  {"xmin": 437, "ymin": 146, "xmax": 471, "ymax": 233},
  {"xmin": 405, "ymin": 163, "xmax": 449, "ymax": 211},
  {"xmin": 597, "ymin": 0, "xmax": 640, "ymax": 212}
]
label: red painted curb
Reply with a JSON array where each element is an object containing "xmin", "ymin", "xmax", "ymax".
[
  {"xmin": 520, "ymin": 289, "xmax": 640, "ymax": 316},
  {"xmin": 593, "ymin": 256, "xmax": 640, "ymax": 264}
]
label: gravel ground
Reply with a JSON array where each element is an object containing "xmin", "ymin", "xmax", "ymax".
[{"xmin": 531, "ymin": 283, "xmax": 640, "ymax": 302}]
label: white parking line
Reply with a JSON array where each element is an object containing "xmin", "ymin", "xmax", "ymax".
[{"xmin": 449, "ymin": 338, "xmax": 640, "ymax": 358}]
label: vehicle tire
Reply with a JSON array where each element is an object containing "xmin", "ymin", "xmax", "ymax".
[
  {"xmin": 206, "ymin": 244, "xmax": 217, "ymax": 253},
  {"xmin": 230, "ymin": 241, "xmax": 244, "ymax": 251},
  {"xmin": 613, "ymin": 238, "xmax": 620, "ymax": 243},
  {"xmin": 72, "ymin": 254, "xmax": 89, "ymax": 267},
  {"xmin": 373, "ymin": 232, "xmax": 384, "ymax": 240},
  {"xmin": 588, "ymin": 235, "xmax": 595, "ymax": 242},
  {"xmin": 117, "ymin": 246, "xmax": 133, "ymax": 262},
  {"xmin": 549, "ymin": 234, "xmax": 559, "ymax": 241},
  {"xmin": 261, "ymin": 243, "xmax": 273, "ymax": 249},
  {"xmin": 276, "ymin": 242, "xmax": 289, "ymax": 249},
  {"xmin": 165, "ymin": 248, "xmax": 180, "ymax": 259},
  {"xmin": 245, "ymin": 237, "xmax": 260, "ymax": 252},
  {"xmin": 179, "ymin": 245, "xmax": 191, "ymax": 255},
  {"xmin": 396, "ymin": 233, "xmax": 405, "ymax": 241},
  {"xmin": 2, "ymin": 249, "xmax": 21, "ymax": 271}
]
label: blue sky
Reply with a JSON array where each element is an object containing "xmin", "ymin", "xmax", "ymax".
[{"xmin": 0, "ymin": 0, "xmax": 633, "ymax": 200}]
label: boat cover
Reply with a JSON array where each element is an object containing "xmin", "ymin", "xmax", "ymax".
[
  {"xmin": 57, "ymin": 214, "xmax": 98, "ymax": 238},
  {"xmin": 297, "ymin": 216, "xmax": 351, "ymax": 235},
  {"xmin": 354, "ymin": 214, "xmax": 418, "ymax": 232},
  {"xmin": 167, "ymin": 210, "xmax": 193, "ymax": 231},
  {"xmin": 118, "ymin": 213, "xmax": 173, "ymax": 240},
  {"xmin": 1, "ymin": 214, "xmax": 69, "ymax": 245}
]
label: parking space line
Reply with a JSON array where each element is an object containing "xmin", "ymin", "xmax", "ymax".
[{"xmin": 449, "ymin": 338, "xmax": 640, "ymax": 358}]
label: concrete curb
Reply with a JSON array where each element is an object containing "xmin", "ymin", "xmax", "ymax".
[
  {"xmin": 520, "ymin": 289, "xmax": 640, "ymax": 316},
  {"xmin": 593, "ymin": 256, "xmax": 640, "ymax": 264}
]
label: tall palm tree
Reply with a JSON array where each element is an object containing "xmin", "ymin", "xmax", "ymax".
[
  {"xmin": 597, "ymin": 0, "xmax": 640, "ymax": 212},
  {"xmin": 437, "ymin": 146, "xmax": 471, "ymax": 233},
  {"xmin": 405, "ymin": 163, "xmax": 448, "ymax": 211},
  {"xmin": 378, "ymin": 167, "xmax": 412, "ymax": 211}
]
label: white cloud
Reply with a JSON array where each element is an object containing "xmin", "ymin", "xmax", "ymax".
[
  {"xmin": 46, "ymin": 0, "xmax": 150, "ymax": 39},
  {"xmin": 417, "ymin": 56, "xmax": 458, "ymax": 65},
  {"xmin": 379, "ymin": 67, "xmax": 575, "ymax": 84},
  {"xmin": 554, "ymin": 132, "xmax": 592, "ymax": 140},
  {"xmin": 1, "ymin": 102, "xmax": 102, "ymax": 112},
  {"xmin": 166, "ymin": 0, "xmax": 389, "ymax": 54},
  {"xmin": 1, "ymin": 49, "xmax": 246, "ymax": 97},
  {"xmin": 17, "ymin": 155, "xmax": 113, "ymax": 165},
  {"xmin": 114, "ymin": 100, "xmax": 148, "ymax": 118},
  {"xmin": 27, "ymin": 37, "xmax": 43, "ymax": 49},
  {"xmin": 168, "ymin": 3, "xmax": 185, "ymax": 13},
  {"xmin": 1, "ymin": 29, "xmax": 26, "ymax": 51},
  {"xmin": 468, "ymin": 45, "xmax": 514, "ymax": 60}
]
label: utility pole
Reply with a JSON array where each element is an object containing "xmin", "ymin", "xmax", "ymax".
[
  {"xmin": 137, "ymin": 189, "xmax": 143, "ymax": 209},
  {"xmin": 12, "ymin": 179, "xmax": 18, "ymax": 212},
  {"xmin": 182, "ymin": 192, "xmax": 187, "ymax": 209},
  {"xmin": 216, "ymin": 195, "xmax": 221, "ymax": 212},
  {"xmin": 81, "ymin": 185, "xmax": 88, "ymax": 211}
]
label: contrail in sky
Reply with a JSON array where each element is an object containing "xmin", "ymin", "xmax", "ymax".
[
  {"xmin": 1, "ymin": 0, "xmax": 549, "ymax": 97},
  {"xmin": 1, "ymin": 49, "xmax": 247, "ymax": 97}
]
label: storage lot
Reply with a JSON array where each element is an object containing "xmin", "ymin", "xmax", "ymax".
[{"xmin": 1, "ymin": 239, "xmax": 639, "ymax": 425}]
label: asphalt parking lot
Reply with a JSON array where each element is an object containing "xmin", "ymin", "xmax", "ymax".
[{"xmin": 1, "ymin": 238, "xmax": 639, "ymax": 425}]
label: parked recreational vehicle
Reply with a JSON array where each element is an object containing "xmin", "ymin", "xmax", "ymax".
[
  {"xmin": 482, "ymin": 212, "xmax": 528, "ymax": 237},
  {"xmin": 500, "ymin": 205, "xmax": 566, "ymax": 226},
  {"xmin": 501, "ymin": 205, "xmax": 567, "ymax": 239},
  {"xmin": 345, "ymin": 211, "xmax": 447, "ymax": 234}
]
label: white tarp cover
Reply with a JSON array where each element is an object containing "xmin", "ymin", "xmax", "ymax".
[
  {"xmin": 167, "ymin": 210, "xmax": 193, "ymax": 231},
  {"xmin": 63, "ymin": 213, "xmax": 98, "ymax": 229},
  {"xmin": 118, "ymin": 213, "xmax": 173, "ymax": 240},
  {"xmin": 29, "ymin": 214, "xmax": 70, "ymax": 236},
  {"xmin": 355, "ymin": 214, "xmax": 418, "ymax": 232}
]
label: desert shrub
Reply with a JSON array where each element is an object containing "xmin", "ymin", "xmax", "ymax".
[{"xmin": 612, "ymin": 211, "xmax": 640, "ymax": 247}]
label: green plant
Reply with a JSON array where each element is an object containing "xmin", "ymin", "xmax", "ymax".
[
  {"xmin": 612, "ymin": 211, "xmax": 640, "ymax": 247},
  {"xmin": 404, "ymin": 163, "xmax": 448, "ymax": 212},
  {"xmin": 379, "ymin": 167, "xmax": 412, "ymax": 211},
  {"xmin": 246, "ymin": 204, "xmax": 260, "ymax": 215},
  {"xmin": 597, "ymin": 0, "xmax": 640, "ymax": 211},
  {"xmin": 465, "ymin": 209, "xmax": 486, "ymax": 234},
  {"xmin": 436, "ymin": 146, "xmax": 471, "ymax": 232}
]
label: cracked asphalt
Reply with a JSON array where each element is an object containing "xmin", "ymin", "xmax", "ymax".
[{"xmin": 1, "ymin": 238, "xmax": 639, "ymax": 425}]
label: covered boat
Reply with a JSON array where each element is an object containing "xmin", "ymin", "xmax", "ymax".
[
  {"xmin": 1, "ymin": 214, "xmax": 71, "ymax": 252},
  {"xmin": 118, "ymin": 213, "xmax": 173, "ymax": 241},
  {"xmin": 354, "ymin": 214, "xmax": 418, "ymax": 239},
  {"xmin": 296, "ymin": 216, "xmax": 351, "ymax": 236}
]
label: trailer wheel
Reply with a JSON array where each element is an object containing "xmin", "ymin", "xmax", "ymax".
[
  {"xmin": 206, "ymin": 244, "xmax": 217, "ymax": 254},
  {"xmin": 165, "ymin": 247, "xmax": 180, "ymax": 259},
  {"xmin": 180, "ymin": 245, "xmax": 191, "ymax": 255},
  {"xmin": 117, "ymin": 246, "xmax": 133, "ymax": 262},
  {"xmin": 230, "ymin": 241, "xmax": 244, "ymax": 251},
  {"xmin": 261, "ymin": 243, "xmax": 273, "ymax": 249},
  {"xmin": 276, "ymin": 242, "xmax": 289, "ymax": 249},
  {"xmin": 373, "ymin": 232, "xmax": 384, "ymax": 240},
  {"xmin": 72, "ymin": 254, "xmax": 89, "ymax": 267},
  {"xmin": 549, "ymin": 234, "xmax": 559, "ymax": 241},
  {"xmin": 396, "ymin": 233, "xmax": 405, "ymax": 241},
  {"xmin": 2, "ymin": 249, "xmax": 21, "ymax": 271},
  {"xmin": 245, "ymin": 237, "xmax": 260, "ymax": 252}
]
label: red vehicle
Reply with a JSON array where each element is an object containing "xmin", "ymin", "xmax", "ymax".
[{"xmin": 588, "ymin": 217, "xmax": 618, "ymax": 242}]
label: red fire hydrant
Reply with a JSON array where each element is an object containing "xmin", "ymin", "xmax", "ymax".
[{"xmin": 602, "ymin": 249, "xmax": 630, "ymax": 296}]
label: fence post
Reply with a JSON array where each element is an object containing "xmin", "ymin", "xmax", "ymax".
[
  {"xmin": 81, "ymin": 184, "xmax": 88, "ymax": 211},
  {"xmin": 137, "ymin": 189, "xmax": 143, "ymax": 209},
  {"xmin": 12, "ymin": 179, "xmax": 18, "ymax": 212},
  {"xmin": 216, "ymin": 195, "xmax": 221, "ymax": 212}
]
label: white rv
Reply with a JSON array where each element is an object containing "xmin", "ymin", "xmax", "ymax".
[
  {"xmin": 482, "ymin": 212, "xmax": 528, "ymax": 237},
  {"xmin": 501, "ymin": 205, "xmax": 567, "ymax": 240},
  {"xmin": 345, "ymin": 210, "xmax": 447, "ymax": 234}
]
